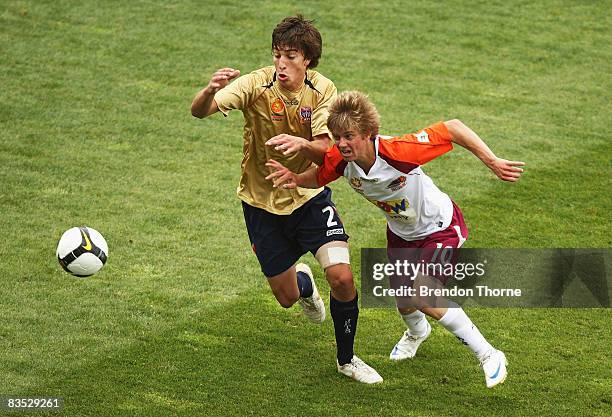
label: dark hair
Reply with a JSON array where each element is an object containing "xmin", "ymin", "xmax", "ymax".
[{"xmin": 272, "ymin": 15, "xmax": 322, "ymax": 68}]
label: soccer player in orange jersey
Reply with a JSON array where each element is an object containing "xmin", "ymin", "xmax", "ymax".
[
  {"xmin": 265, "ymin": 91, "xmax": 525, "ymax": 388},
  {"xmin": 191, "ymin": 19, "xmax": 382, "ymax": 383}
]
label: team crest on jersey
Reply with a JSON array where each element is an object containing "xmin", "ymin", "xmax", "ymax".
[
  {"xmin": 350, "ymin": 177, "xmax": 363, "ymax": 191},
  {"xmin": 386, "ymin": 175, "xmax": 407, "ymax": 191},
  {"xmin": 415, "ymin": 130, "xmax": 429, "ymax": 143},
  {"xmin": 299, "ymin": 106, "xmax": 312, "ymax": 124}
]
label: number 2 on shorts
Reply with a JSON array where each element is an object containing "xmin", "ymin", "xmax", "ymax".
[{"xmin": 322, "ymin": 206, "xmax": 338, "ymax": 227}]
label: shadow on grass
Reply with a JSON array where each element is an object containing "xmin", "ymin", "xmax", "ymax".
[{"xmin": 26, "ymin": 296, "xmax": 538, "ymax": 417}]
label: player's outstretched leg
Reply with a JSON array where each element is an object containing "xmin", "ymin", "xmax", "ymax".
[
  {"xmin": 436, "ymin": 302, "xmax": 508, "ymax": 388},
  {"xmin": 326, "ymin": 264, "xmax": 382, "ymax": 384},
  {"xmin": 390, "ymin": 310, "xmax": 432, "ymax": 360},
  {"xmin": 296, "ymin": 263, "xmax": 325, "ymax": 323},
  {"xmin": 480, "ymin": 349, "xmax": 508, "ymax": 388},
  {"xmin": 337, "ymin": 355, "xmax": 383, "ymax": 384}
]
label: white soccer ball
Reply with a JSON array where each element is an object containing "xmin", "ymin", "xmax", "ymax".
[{"xmin": 56, "ymin": 226, "xmax": 109, "ymax": 277}]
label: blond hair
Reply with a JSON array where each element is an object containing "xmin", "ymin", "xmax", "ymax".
[{"xmin": 327, "ymin": 91, "xmax": 380, "ymax": 139}]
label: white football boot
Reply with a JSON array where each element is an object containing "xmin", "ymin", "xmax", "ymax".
[
  {"xmin": 389, "ymin": 320, "xmax": 432, "ymax": 361},
  {"xmin": 337, "ymin": 356, "xmax": 383, "ymax": 384},
  {"xmin": 480, "ymin": 349, "xmax": 508, "ymax": 388},
  {"xmin": 296, "ymin": 263, "xmax": 325, "ymax": 324}
]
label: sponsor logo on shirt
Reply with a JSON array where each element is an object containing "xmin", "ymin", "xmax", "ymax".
[
  {"xmin": 370, "ymin": 198, "xmax": 417, "ymax": 224},
  {"xmin": 271, "ymin": 98, "xmax": 285, "ymax": 122},
  {"xmin": 373, "ymin": 198, "xmax": 409, "ymax": 215},
  {"xmin": 271, "ymin": 98, "xmax": 285, "ymax": 114},
  {"xmin": 386, "ymin": 175, "xmax": 407, "ymax": 191},
  {"xmin": 299, "ymin": 106, "xmax": 312, "ymax": 124},
  {"xmin": 359, "ymin": 177, "xmax": 379, "ymax": 183}
]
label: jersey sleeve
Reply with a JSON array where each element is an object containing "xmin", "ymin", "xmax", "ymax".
[
  {"xmin": 316, "ymin": 145, "xmax": 345, "ymax": 186},
  {"xmin": 379, "ymin": 122, "xmax": 453, "ymax": 166},
  {"xmin": 310, "ymin": 81, "xmax": 337, "ymax": 137},
  {"xmin": 214, "ymin": 71, "xmax": 263, "ymax": 116}
]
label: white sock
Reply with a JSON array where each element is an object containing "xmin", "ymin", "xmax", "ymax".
[
  {"xmin": 401, "ymin": 310, "xmax": 428, "ymax": 337},
  {"xmin": 438, "ymin": 303, "xmax": 494, "ymax": 361}
]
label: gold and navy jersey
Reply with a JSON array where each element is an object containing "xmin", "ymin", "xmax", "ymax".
[{"xmin": 214, "ymin": 66, "xmax": 336, "ymax": 214}]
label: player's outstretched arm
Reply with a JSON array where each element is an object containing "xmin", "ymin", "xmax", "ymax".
[
  {"xmin": 265, "ymin": 160, "xmax": 319, "ymax": 189},
  {"xmin": 444, "ymin": 119, "xmax": 525, "ymax": 182},
  {"xmin": 265, "ymin": 133, "xmax": 330, "ymax": 165},
  {"xmin": 191, "ymin": 67, "xmax": 240, "ymax": 118}
]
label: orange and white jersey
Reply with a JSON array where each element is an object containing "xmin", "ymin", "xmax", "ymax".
[{"xmin": 317, "ymin": 122, "xmax": 454, "ymax": 240}]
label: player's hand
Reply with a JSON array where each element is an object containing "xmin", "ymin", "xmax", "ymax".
[
  {"xmin": 205, "ymin": 67, "xmax": 240, "ymax": 94},
  {"xmin": 265, "ymin": 159, "xmax": 298, "ymax": 189},
  {"xmin": 489, "ymin": 158, "xmax": 525, "ymax": 182},
  {"xmin": 265, "ymin": 134, "xmax": 309, "ymax": 155}
]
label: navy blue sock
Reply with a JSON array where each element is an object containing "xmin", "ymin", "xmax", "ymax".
[
  {"xmin": 297, "ymin": 271, "xmax": 313, "ymax": 298},
  {"xmin": 330, "ymin": 293, "xmax": 358, "ymax": 365}
]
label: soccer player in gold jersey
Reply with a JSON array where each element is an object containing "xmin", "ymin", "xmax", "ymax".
[{"xmin": 191, "ymin": 16, "xmax": 382, "ymax": 383}]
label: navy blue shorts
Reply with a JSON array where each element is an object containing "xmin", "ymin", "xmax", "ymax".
[{"xmin": 242, "ymin": 187, "xmax": 349, "ymax": 277}]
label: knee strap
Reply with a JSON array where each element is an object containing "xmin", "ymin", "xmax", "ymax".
[{"xmin": 315, "ymin": 241, "xmax": 350, "ymax": 269}]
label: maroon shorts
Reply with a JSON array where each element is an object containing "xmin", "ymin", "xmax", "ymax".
[
  {"xmin": 387, "ymin": 201, "xmax": 468, "ymax": 250},
  {"xmin": 386, "ymin": 201, "xmax": 468, "ymax": 287}
]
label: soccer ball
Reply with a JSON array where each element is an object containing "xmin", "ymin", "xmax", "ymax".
[{"xmin": 56, "ymin": 226, "xmax": 108, "ymax": 277}]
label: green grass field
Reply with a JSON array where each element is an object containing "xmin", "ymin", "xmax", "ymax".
[{"xmin": 1, "ymin": 1, "xmax": 610, "ymax": 416}]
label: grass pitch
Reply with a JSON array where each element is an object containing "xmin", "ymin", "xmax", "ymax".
[{"xmin": 1, "ymin": 1, "xmax": 610, "ymax": 416}]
